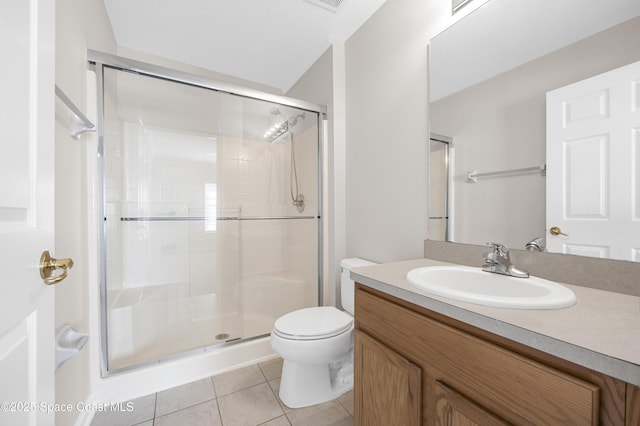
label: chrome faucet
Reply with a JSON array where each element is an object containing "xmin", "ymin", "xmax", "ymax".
[
  {"xmin": 525, "ymin": 237, "xmax": 546, "ymax": 252},
  {"xmin": 482, "ymin": 242, "xmax": 529, "ymax": 278}
]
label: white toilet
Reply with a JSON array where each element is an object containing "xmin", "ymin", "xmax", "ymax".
[{"xmin": 270, "ymin": 258, "xmax": 375, "ymax": 408}]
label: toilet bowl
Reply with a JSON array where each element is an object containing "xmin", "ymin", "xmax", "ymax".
[{"xmin": 270, "ymin": 258, "xmax": 376, "ymax": 408}]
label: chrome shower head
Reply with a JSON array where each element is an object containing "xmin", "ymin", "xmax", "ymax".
[
  {"xmin": 287, "ymin": 112, "xmax": 305, "ymax": 128},
  {"xmin": 264, "ymin": 119, "xmax": 289, "ymax": 140},
  {"xmin": 263, "ymin": 111, "xmax": 305, "ymax": 141}
]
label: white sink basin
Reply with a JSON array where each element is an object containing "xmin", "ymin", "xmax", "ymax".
[{"xmin": 406, "ymin": 265, "xmax": 576, "ymax": 309}]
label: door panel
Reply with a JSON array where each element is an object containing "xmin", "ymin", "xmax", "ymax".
[
  {"xmin": 547, "ymin": 60, "xmax": 640, "ymax": 260},
  {"xmin": 0, "ymin": 0, "xmax": 55, "ymax": 424},
  {"xmin": 563, "ymin": 134, "xmax": 608, "ymax": 219}
]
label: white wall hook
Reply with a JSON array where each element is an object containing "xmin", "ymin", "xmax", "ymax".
[{"xmin": 55, "ymin": 324, "xmax": 89, "ymax": 371}]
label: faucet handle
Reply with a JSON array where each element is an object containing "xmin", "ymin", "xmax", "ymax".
[
  {"xmin": 485, "ymin": 242, "xmax": 509, "ymax": 257},
  {"xmin": 482, "ymin": 251, "xmax": 497, "ymax": 263}
]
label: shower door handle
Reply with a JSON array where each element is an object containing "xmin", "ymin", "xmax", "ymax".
[{"xmin": 39, "ymin": 250, "xmax": 74, "ymax": 285}]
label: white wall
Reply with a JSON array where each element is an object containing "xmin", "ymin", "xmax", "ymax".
[{"xmin": 55, "ymin": 1, "xmax": 117, "ymax": 425}]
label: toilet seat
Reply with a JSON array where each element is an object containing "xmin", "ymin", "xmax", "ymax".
[{"xmin": 273, "ymin": 306, "xmax": 353, "ymax": 340}]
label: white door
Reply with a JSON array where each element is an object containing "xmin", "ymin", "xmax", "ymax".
[
  {"xmin": 0, "ymin": 0, "xmax": 56, "ymax": 425},
  {"xmin": 546, "ymin": 60, "xmax": 640, "ymax": 261}
]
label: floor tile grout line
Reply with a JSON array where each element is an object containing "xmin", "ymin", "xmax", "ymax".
[
  {"xmin": 118, "ymin": 380, "xmax": 352, "ymax": 426},
  {"xmin": 336, "ymin": 395, "xmax": 351, "ymax": 415},
  {"xmin": 152, "ymin": 392, "xmax": 157, "ymax": 424},
  {"xmin": 256, "ymin": 412, "xmax": 291, "ymax": 426},
  {"xmin": 103, "ymin": 359, "xmax": 350, "ymax": 426},
  {"xmin": 218, "ymin": 379, "xmax": 279, "ymax": 401},
  {"xmin": 263, "ymin": 373, "xmax": 289, "ymax": 415},
  {"xmin": 153, "ymin": 395, "xmax": 218, "ymax": 423},
  {"xmin": 216, "ymin": 372, "xmax": 285, "ymax": 426},
  {"xmin": 210, "ymin": 376, "xmax": 224, "ymax": 426},
  {"xmin": 257, "ymin": 360, "xmax": 291, "ymax": 424}
]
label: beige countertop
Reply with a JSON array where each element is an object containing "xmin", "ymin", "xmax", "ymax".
[{"xmin": 351, "ymin": 258, "xmax": 640, "ymax": 387}]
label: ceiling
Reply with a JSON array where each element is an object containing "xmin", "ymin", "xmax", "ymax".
[{"xmin": 103, "ymin": 0, "xmax": 387, "ymax": 93}]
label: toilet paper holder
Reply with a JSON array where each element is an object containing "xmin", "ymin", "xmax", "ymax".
[{"xmin": 55, "ymin": 324, "xmax": 89, "ymax": 371}]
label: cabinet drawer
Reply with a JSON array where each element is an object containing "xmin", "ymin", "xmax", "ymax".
[{"xmin": 356, "ymin": 287, "xmax": 600, "ymax": 425}]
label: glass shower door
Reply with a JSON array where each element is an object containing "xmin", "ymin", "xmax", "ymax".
[{"xmin": 99, "ymin": 65, "xmax": 320, "ymax": 372}]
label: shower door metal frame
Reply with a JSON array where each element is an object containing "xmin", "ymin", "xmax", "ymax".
[
  {"xmin": 429, "ymin": 133, "xmax": 453, "ymax": 242},
  {"xmin": 89, "ymin": 50, "xmax": 326, "ymax": 376}
]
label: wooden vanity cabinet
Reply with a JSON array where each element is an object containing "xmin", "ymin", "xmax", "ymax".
[{"xmin": 354, "ymin": 284, "xmax": 638, "ymax": 425}]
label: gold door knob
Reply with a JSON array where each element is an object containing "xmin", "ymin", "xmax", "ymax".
[
  {"xmin": 39, "ymin": 251, "xmax": 74, "ymax": 285},
  {"xmin": 549, "ymin": 226, "xmax": 569, "ymax": 236}
]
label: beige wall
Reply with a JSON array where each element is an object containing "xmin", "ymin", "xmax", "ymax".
[
  {"xmin": 52, "ymin": 0, "xmax": 550, "ymax": 422},
  {"xmin": 287, "ymin": 47, "xmax": 342, "ymax": 305},
  {"xmin": 343, "ymin": 0, "xmax": 450, "ymax": 263},
  {"xmin": 55, "ymin": 1, "xmax": 116, "ymax": 425},
  {"xmin": 286, "ymin": 0, "xmax": 485, "ymax": 301}
]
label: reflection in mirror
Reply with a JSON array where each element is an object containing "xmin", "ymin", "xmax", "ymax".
[
  {"xmin": 428, "ymin": 0, "xmax": 640, "ymax": 260},
  {"xmin": 452, "ymin": 0, "xmax": 474, "ymax": 14},
  {"xmin": 428, "ymin": 134, "xmax": 452, "ymax": 241}
]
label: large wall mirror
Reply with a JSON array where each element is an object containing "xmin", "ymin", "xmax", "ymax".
[{"xmin": 429, "ymin": 0, "xmax": 640, "ymax": 261}]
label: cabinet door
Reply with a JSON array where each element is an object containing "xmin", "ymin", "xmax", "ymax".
[
  {"xmin": 354, "ymin": 329, "xmax": 422, "ymax": 426},
  {"xmin": 628, "ymin": 384, "xmax": 640, "ymax": 426},
  {"xmin": 435, "ymin": 381, "xmax": 509, "ymax": 426},
  {"xmin": 356, "ymin": 287, "xmax": 600, "ymax": 425}
]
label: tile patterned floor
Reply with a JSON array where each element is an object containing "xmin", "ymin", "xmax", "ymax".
[{"xmin": 91, "ymin": 358, "xmax": 353, "ymax": 426}]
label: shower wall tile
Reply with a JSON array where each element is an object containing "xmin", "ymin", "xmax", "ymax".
[
  {"xmin": 190, "ymin": 293, "xmax": 218, "ymax": 321},
  {"xmin": 242, "ymin": 271, "xmax": 310, "ymax": 337},
  {"xmin": 103, "ymin": 114, "xmax": 319, "ymax": 368},
  {"xmin": 119, "ymin": 122, "xmax": 217, "ymax": 210},
  {"xmin": 241, "ymin": 221, "xmax": 285, "ymax": 275},
  {"xmin": 120, "ymin": 223, "xmax": 189, "ymax": 288},
  {"xmin": 189, "ymin": 244, "xmax": 217, "ymax": 296}
]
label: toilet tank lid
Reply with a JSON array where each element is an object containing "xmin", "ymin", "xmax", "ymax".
[{"xmin": 340, "ymin": 258, "xmax": 376, "ymax": 270}]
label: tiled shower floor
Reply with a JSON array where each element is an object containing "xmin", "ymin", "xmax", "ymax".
[{"xmin": 90, "ymin": 357, "xmax": 353, "ymax": 426}]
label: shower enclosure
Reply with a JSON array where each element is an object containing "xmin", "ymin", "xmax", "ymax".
[{"xmin": 90, "ymin": 52, "xmax": 324, "ymax": 374}]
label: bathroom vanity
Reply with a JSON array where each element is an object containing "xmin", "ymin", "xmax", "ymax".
[{"xmin": 351, "ymin": 259, "xmax": 640, "ymax": 425}]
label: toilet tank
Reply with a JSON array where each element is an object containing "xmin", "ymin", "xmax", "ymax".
[{"xmin": 340, "ymin": 258, "xmax": 376, "ymax": 315}]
